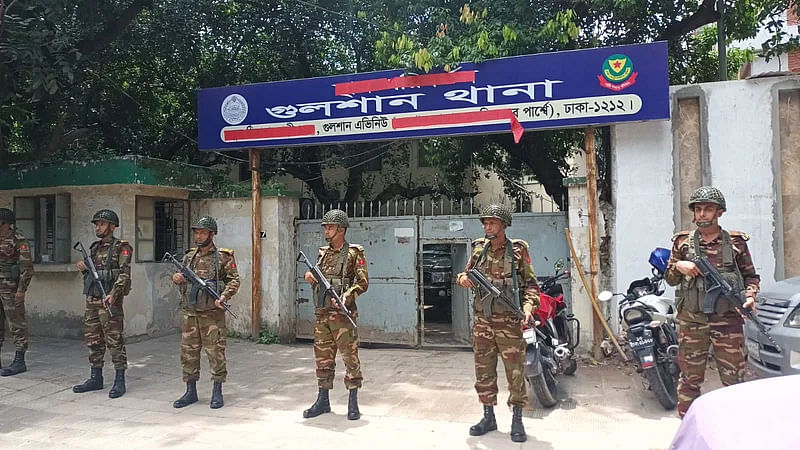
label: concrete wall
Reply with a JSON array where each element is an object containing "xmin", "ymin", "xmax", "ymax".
[
  {"xmin": 0, "ymin": 184, "xmax": 189, "ymax": 339},
  {"xmin": 190, "ymin": 196, "xmax": 298, "ymax": 340},
  {"xmin": 611, "ymin": 76, "xmax": 800, "ymax": 301}
]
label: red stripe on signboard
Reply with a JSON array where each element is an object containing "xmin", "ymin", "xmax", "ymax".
[
  {"xmin": 392, "ymin": 109, "xmax": 524, "ymax": 143},
  {"xmin": 223, "ymin": 125, "xmax": 316, "ymax": 142},
  {"xmin": 334, "ymin": 71, "xmax": 476, "ymax": 96}
]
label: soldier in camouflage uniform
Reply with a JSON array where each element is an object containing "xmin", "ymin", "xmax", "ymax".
[
  {"xmin": 664, "ymin": 186, "xmax": 760, "ymax": 418},
  {"xmin": 172, "ymin": 216, "xmax": 240, "ymax": 409},
  {"xmin": 73, "ymin": 209, "xmax": 133, "ymax": 398},
  {"xmin": 456, "ymin": 204, "xmax": 540, "ymax": 443},
  {"xmin": 0, "ymin": 208, "xmax": 34, "ymax": 376},
  {"xmin": 302, "ymin": 209, "xmax": 369, "ymax": 421}
]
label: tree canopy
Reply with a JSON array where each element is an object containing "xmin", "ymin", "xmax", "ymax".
[{"xmin": 0, "ymin": 0, "xmax": 795, "ymax": 204}]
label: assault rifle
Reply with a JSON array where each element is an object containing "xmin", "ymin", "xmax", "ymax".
[
  {"xmin": 163, "ymin": 252, "xmax": 237, "ymax": 318},
  {"xmin": 694, "ymin": 256, "xmax": 780, "ymax": 351},
  {"xmin": 73, "ymin": 241, "xmax": 113, "ymax": 317},
  {"xmin": 467, "ymin": 269, "xmax": 526, "ymax": 319},
  {"xmin": 297, "ymin": 251, "xmax": 357, "ymax": 328}
]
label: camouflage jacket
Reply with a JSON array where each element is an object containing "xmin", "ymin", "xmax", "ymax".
[
  {"xmin": 180, "ymin": 244, "xmax": 240, "ymax": 312},
  {"xmin": 463, "ymin": 237, "xmax": 541, "ymax": 317},
  {"xmin": 0, "ymin": 228, "xmax": 34, "ymax": 294},
  {"xmin": 84, "ymin": 236, "xmax": 133, "ymax": 300},
  {"xmin": 312, "ymin": 242, "xmax": 368, "ymax": 311},
  {"xmin": 665, "ymin": 228, "xmax": 760, "ymax": 314}
]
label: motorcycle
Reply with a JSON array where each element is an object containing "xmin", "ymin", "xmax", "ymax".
[
  {"xmin": 598, "ymin": 248, "xmax": 680, "ymax": 410},
  {"xmin": 525, "ymin": 259, "xmax": 580, "ymax": 407}
]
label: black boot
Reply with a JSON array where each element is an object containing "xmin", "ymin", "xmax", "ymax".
[
  {"xmin": 108, "ymin": 369, "xmax": 126, "ymax": 398},
  {"xmin": 302, "ymin": 388, "xmax": 331, "ymax": 418},
  {"xmin": 210, "ymin": 382, "xmax": 224, "ymax": 409},
  {"xmin": 173, "ymin": 381, "xmax": 198, "ymax": 408},
  {"xmin": 347, "ymin": 388, "xmax": 361, "ymax": 420},
  {"xmin": 469, "ymin": 405, "xmax": 497, "ymax": 436},
  {"xmin": 73, "ymin": 368, "xmax": 104, "ymax": 393},
  {"xmin": 510, "ymin": 406, "xmax": 527, "ymax": 442},
  {"xmin": 0, "ymin": 350, "xmax": 26, "ymax": 376}
]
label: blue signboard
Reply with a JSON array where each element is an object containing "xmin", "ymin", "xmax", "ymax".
[{"xmin": 197, "ymin": 41, "xmax": 669, "ymax": 151}]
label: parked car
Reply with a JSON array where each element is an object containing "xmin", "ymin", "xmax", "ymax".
[
  {"xmin": 422, "ymin": 245, "xmax": 452, "ymax": 321},
  {"xmin": 745, "ymin": 276, "xmax": 800, "ymax": 377}
]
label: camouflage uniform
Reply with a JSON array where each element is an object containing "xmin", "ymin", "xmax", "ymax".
[
  {"xmin": 179, "ymin": 245, "xmax": 240, "ymax": 383},
  {"xmin": 0, "ymin": 228, "xmax": 34, "ymax": 353},
  {"xmin": 666, "ymin": 229, "xmax": 759, "ymax": 417},
  {"xmin": 463, "ymin": 237, "xmax": 541, "ymax": 408},
  {"xmin": 311, "ymin": 242, "xmax": 369, "ymax": 390},
  {"xmin": 82, "ymin": 236, "xmax": 133, "ymax": 369}
]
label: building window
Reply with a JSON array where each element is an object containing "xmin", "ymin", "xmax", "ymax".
[
  {"xmin": 13, "ymin": 194, "xmax": 71, "ymax": 264},
  {"xmin": 136, "ymin": 196, "xmax": 188, "ymax": 262}
]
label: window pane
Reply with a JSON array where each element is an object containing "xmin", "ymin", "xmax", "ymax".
[
  {"xmin": 154, "ymin": 200, "xmax": 186, "ymax": 257},
  {"xmin": 137, "ymin": 218, "xmax": 154, "ymax": 241},
  {"xmin": 137, "ymin": 196, "xmax": 154, "ymax": 218},
  {"xmin": 54, "ymin": 193, "xmax": 71, "ymax": 263},
  {"xmin": 14, "ymin": 197, "xmax": 35, "ymax": 219},
  {"xmin": 39, "ymin": 196, "xmax": 56, "ymax": 263}
]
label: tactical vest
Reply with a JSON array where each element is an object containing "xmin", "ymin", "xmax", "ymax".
[
  {"xmin": 187, "ymin": 248, "xmax": 222, "ymax": 311},
  {"xmin": 0, "ymin": 234, "xmax": 21, "ymax": 281},
  {"xmin": 83, "ymin": 238, "xmax": 122, "ymax": 298},
  {"xmin": 677, "ymin": 229, "xmax": 744, "ymax": 315},
  {"xmin": 474, "ymin": 238, "xmax": 522, "ymax": 317},
  {"xmin": 315, "ymin": 243, "xmax": 353, "ymax": 309}
]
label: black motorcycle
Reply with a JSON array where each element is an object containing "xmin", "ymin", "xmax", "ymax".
[
  {"xmin": 525, "ymin": 260, "xmax": 580, "ymax": 407},
  {"xmin": 599, "ymin": 248, "xmax": 680, "ymax": 410}
]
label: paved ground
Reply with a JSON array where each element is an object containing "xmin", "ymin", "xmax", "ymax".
[{"xmin": 0, "ymin": 336, "xmax": 722, "ymax": 449}]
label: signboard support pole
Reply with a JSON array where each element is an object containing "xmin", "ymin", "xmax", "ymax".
[
  {"xmin": 585, "ymin": 126, "xmax": 604, "ymax": 360},
  {"xmin": 250, "ymin": 148, "xmax": 262, "ymax": 338}
]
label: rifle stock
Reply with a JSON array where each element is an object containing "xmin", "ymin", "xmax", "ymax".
[
  {"xmin": 467, "ymin": 269, "xmax": 525, "ymax": 319},
  {"xmin": 297, "ymin": 251, "xmax": 357, "ymax": 329},
  {"xmin": 163, "ymin": 252, "xmax": 238, "ymax": 318},
  {"xmin": 73, "ymin": 241, "xmax": 113, "ymax": 317},
  {"xmin": 694, "ymin": 256, "xmax": 781, "ymax": 351}
]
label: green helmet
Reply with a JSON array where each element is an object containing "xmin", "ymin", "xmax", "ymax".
[
  {"xmin": 479, "ymin": 204, "xmax": 512, "ymax": 226},
  {"xmin": 192, "ymin": 216, "xmax": 218, "ymax": 233},
  {"xmin": 321, "ymin": 209, "xmax": 349, "ymax": 228},
  {"xmin": 0, "ymin": 208, "xmax": 15, "ymax": 224},
  {"xmin": 91, "ymin": 209, "xmax": 119, "ymax": 226},
  {"xmin": 688, "ymin": 186, "xmax": 726, "ymax": 212}
]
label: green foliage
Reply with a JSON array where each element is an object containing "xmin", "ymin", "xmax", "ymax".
[{"xmin": 257, "ymin": 326, "xmax": 279, "ymax": 345}]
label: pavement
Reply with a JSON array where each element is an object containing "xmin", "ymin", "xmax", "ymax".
[{"xmin": 0, "ymin": 335, "xmax": 721, "ymax": 449}]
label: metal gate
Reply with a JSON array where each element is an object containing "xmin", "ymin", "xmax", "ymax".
[
  {"xmin": 295, "ymin": 201, "xmax": 570, "ymax": 347},
  {"xmin": 296, "ymin": 216, "xmax": 419, "ymax": 345}
]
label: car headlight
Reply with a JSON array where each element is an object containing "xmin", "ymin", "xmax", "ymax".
[{"xmin": 785, "ymin": 305, "xmax": 800, "ymax": 328}]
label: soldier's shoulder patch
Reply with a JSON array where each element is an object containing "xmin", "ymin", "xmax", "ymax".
[
  {"xmin": 729, "ymin": 231, "xmax": 750, "ymax": 241},
  {"xmin": 671, "ymin": 231, "xmax": 689, "ymax": 242},
  {"xmin": 219, "ymin": 248, "xmax": 234, "ymax": 255},
  {"xmin": 471, "ymin": 237, "xmax": 488, "ymax": 248},
  {"xmin": 118, "ymin": 241, "xmax": 132, "ymax": 257}
]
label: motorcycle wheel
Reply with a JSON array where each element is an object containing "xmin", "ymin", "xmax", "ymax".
[
  {"xmin": 563, "ymin": 358, "xmax": 578, "ymax": 376},
  {"xmin": 645, "ymin": 361, "xmax": 678, "ymax": 410},
  {"xmin": 529, "ymin": 369, "xmax": 558, "ymax": 408}
]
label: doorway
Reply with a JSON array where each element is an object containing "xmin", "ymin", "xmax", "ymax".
[{"xmin": 422, "ymin": 242, "xmax": 472, "ymax": 347}]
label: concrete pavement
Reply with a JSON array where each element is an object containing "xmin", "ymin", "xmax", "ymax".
[{"xmin": 0, "ymin": 336, "xmax": 706, "ymax": 449}]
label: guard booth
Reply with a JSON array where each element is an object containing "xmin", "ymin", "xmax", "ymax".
[{"xmin": 196, "ymin": 42, "xmax": 670, "ymax": 347}]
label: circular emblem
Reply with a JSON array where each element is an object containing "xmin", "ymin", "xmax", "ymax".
[
  {"xmin": 221, "ymin": 94, "xmax": 248, "ymax": 125},
  {"xmin": 601, "ymin": 54, "xmax": 634, "ymax": 83}
]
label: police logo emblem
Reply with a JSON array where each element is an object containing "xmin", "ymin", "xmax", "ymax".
[{"xmin": 221, "ymin": 94, "xmax": 248, "ymax": 125}]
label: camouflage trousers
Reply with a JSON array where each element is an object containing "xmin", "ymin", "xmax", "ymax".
[
  {"xmin": 473, "ymin": 313, "xmax": 527, "ymax": 407},
  {"xmin": 676, "ymin": 310, "xmax": 745, "ymax": 418},
  {"xmin": 314, "ymin": 308, "xmax": 361, "ymax": 390},
  {"xmin": 0, "ymin": 290, "xmax": 28, "ymax": 351},
  {"xmin": 84, "ymin": 296, "xmax": 127, "ymax": 370},
  {"xmin": 181, "ymin": 309, "xmax": 227, "ymax": 383}
]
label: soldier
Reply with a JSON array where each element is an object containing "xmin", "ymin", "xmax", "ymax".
[
  {"xmin": 456, "ymin": 204, "xmax": 540, "ymax": 443},
  {"xmin": 665, "ymin": 186, "xmax": 760, "ymax": 418},
  {"xmin": 171, "ymin": 216, "xmax": 240, "ymax": 409},
  {"xmin": 0, "ymin": 208, "xmax": 34, "ymax": 376},
  {"xmin": 302, "ymin": 209, "xmax": 368, "ymax": 421},
  {"xmin": 73, "ymin": 209, "xmax": 132, "ymax": 398}
]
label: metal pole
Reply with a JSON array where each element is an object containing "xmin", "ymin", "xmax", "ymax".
[
  {"xmin": 585, "ymin": 127, "xmax": 603, "ymax": 360},
  {"xmin": 250, "ymin": 148, "xmax": 262, "ymax": 338},
  {"xmin": 717, "ymin": 0, "xmax": 727, "ymax": 81}
]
